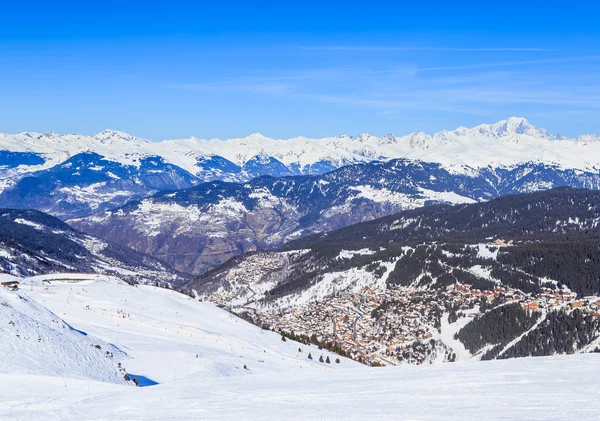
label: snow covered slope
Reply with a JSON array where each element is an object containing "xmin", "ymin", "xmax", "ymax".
[
  {"xmin": 1, "ymin": 351, "xmax": 599, "ymax": 420},
  {"xmin": 1, "ymin": 273, "xmax": 600, "ymax": 420},
  {"xmin": 0, "ymin": 286, "xmax": 127, "ymax": 384},
  {"xmin": 17, "ymin": 276, "xmax": 356, "ymax": 385}
]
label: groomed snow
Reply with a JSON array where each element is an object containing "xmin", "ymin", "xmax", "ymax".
[{"xmin": 1, "ymin": 353, "xmax": 599, "ymax": 420}]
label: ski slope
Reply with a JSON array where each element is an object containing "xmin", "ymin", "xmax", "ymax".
[
  {"xmin": 1, "ymin": 275, "xmax": 599, "ymax": 420},
  {"xmin": 1, "ymin": 352, "xmax": 599, "ymax": 420},
  {"xmin": 19, "ymin": 275, "xmax": 357, "ymax": 384},
  {"xmin": 0, "ymin": 286, "xmax": 126, "ymax": 384}
]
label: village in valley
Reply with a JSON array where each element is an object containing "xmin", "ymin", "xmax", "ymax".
[
  {"xmin": 201, "ymin": 258, "xmax": 600, "ymax": 366},
  {"xmin": 259, "ymin": 283, "xmax": 600, "ymax": 366}
]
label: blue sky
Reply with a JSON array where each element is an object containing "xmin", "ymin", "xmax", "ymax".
[{"xmin": 1, "ymin": 0, "xmax": 600, "ymax": 139}]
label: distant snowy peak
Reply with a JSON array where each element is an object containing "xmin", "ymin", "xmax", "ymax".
[
  {"xmin": 93, "ymin": 129, "xmax": 150, "ymax": 145},
  {"xmin": 2, "ymin": 118, "xmax": 600, "ymax": 180},
  {"xmin": 405, "ymin": 118, "xmax": 552, "ymax": 146},
  {"xmin": 468, "ymin": 117, "xmax": 552, "ymax": 139},
  {"xmin": 576, "ymin": 134, "xmax": 600, "ymax": 143},
  {"xmin": 242, "ymin": 132, "xmax": 271, "ymax": 142}
]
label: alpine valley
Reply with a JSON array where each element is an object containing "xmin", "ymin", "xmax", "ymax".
[
  {"xmin": 3, "ymin": 119, "xmax": 600, "ymax": 419},
  {"xmin": 192, "ymin": 187, "xmax": 600, "ymax": 366},
  {"xmin": 3, "ymin": 119, "xmax": 600, "ymax": 367}
]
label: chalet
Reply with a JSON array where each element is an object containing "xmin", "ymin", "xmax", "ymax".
[
  {"xmin": 522, "ymin": 302, "xmax": 540, "ymax": 311},
  {"xmin": 571, "ymin": 301, "xmax": 584, "ymax": 309},
  {"xmin": 1, "ymin": 280, "xmax": 19, "ymax": 291}
]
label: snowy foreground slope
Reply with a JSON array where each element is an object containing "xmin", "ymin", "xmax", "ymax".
[
  {"xmin": 0, "ymin": 285, "xmax": 126, "ymax": 384},
  {"xmin": 17, "ymin": 276, "xmax": 355, "ymax": 382},
  {"xmin": 1, "ymin": 275, "xmax": 599, "ymax": 420},
  {"xmin": 1, "ymin": 353, "xmax": 599, "ymax": 420}
]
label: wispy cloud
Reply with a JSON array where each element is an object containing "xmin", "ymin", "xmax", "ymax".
[
  {"xmin": 167, "ymin": 48, "xmax": 600, "ymax": 123},
  {"xmin": 300, "ymin": 46, "xmax": 553, "ymax": 52},
  {"xmin": 168, "ymin": 81, "xmax": 294, "ymax": 94},
  {"xmin": 418, "ymin": 55, "xmax": 600, "ymax": 72}
]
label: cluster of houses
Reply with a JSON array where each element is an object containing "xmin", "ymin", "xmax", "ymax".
[
  {"xmin": 259, "ymin": 283, "xmax": 484, "ymax": 365},
  {"xmin": 520, "ymin": 287, "xmax": 600, "ymax": 318},
  {"xmin": 257, "ymin": 280, "xmax": 600, "ymax": 366},
  {"xmin": 203, "ymin": 249, "xmax": 600, "ymax": 366}
]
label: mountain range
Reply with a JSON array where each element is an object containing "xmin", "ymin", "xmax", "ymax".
[
  {"xmin": 70, "ymin": 160, "xmax": 600, "ymax": 274},
  {"xmin": 2, "ymin": 117, "xmax": 600, "ymax": 219},
  {"xmin": 3, "ymin": 118, "xmax": 600, "ymax": 179},
  {"xmin": 3, "ymin": 119, "xmax": 600, "ymax": 373},
  {"xmin": 3, "ymin": 117, "xmax": 600, "ymax": 273}
]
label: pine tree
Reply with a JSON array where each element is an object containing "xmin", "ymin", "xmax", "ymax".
[
  {"xmin": 326, "ymin": 356, "xmax": 331, "ymax": 364},
  {"xmin": 335, "ymin": 358, "xmax": 340, "ymax": 364},
  {"xmin": 319, "ymin": 355, "xmax": 324, "ymax": 363},
  {"xmin": 308, "ymin": 353, "xmax": 313, "ymax": 360}
]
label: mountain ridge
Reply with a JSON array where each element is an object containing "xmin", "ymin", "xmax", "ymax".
[
  {"xmin": 3, "ymin": 117, "xmax": 600, "ymax": 221},
  {"xmin": 69, "ymin": 159, "xmax": 600, "ymax": 275},
  {"xmin": 0, "ymin": 207, "xmax": 187, "ymax": 284},
  {"xmin": 3, "ymin": 117, "xmax": 600, "ymax": 179}
]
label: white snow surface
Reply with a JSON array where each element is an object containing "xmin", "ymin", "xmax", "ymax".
[
  {"xmin": 3, "ymin": 117, "xmax": 600, "ymax": 177},
  {"xmin": 0, "ymin": 287, "xmax": 126, "ymax": 384},
  {"xmin": 17, "ymin": 277, "xmax": 354, "ymax": 382},
  {"xmin": 1, "ymin": 276, "xmax": 600, "ymax": 419},
  {"xmin": 1, "ymin": 351, "xmax": 599, "ymax": 419}
]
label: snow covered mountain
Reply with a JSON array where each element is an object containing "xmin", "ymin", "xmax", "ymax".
[
  {"xmin": 0, "ymin": 208, "xmax": 185, "ymax": 284},
  {"xmin": 0, "ymin": 274, "xmax": 357, "ymax": 417},
  {"xmin": 0, "ymin": 152, "xmax": 199, "ymax": 219},
  {"xmin": 2, "ymin": 117, "xmax": 600, "ymax": 220},
  {"xmin": 70, "ymin": 159, "xmax": 600, "ymax": 275},
  {"xmin": 2, "ymin": 117, "xmax": 600, "ymax": 179}
]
